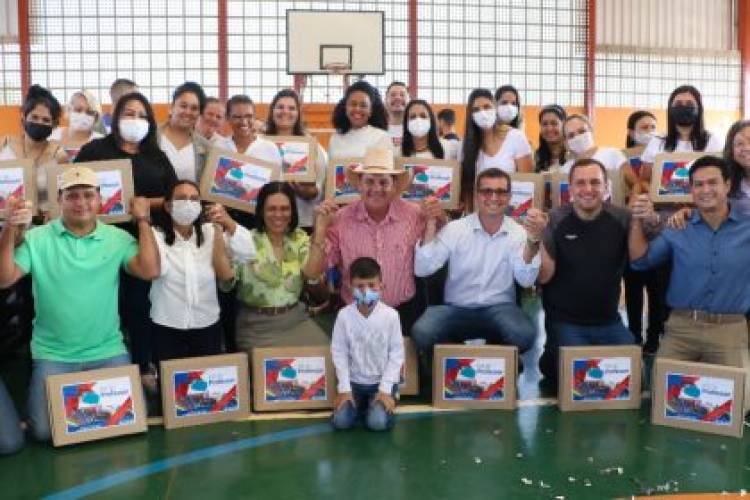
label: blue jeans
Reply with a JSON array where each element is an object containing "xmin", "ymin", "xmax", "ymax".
[
  {"xmin": 411, "ymin": 303, "xmax": 537, "ymax": 354},
  {"xmin": 0, "ymin": 379, "xmax": 23, "ymax": 455},
  {"xmin": 540, "ymin": 317, "xmax": 634, "ymax": 386},
  {"xmin": 332, "ymin": 383, "xmax": 396, "ymax": 431},
  {"xmin": 28, "ymin": 353, "xmax": 131, "ymax": 442}
]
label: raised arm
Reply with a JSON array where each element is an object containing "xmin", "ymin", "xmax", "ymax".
[
  {"xmin": 126, "ymin": 197, "xmax": 161, "ymax": 280},
  {"xmin": 0, "ymin": 198, "xmax": 31, "ymax": 289}
]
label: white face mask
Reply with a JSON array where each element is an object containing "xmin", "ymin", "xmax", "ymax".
[
  {"xmin": 170, "ymin": 200, "xmax": 202, "ymax": 226},
  {"xmin": 119, "ymin": 118, "xmax": 150, "ymax": 143},
  {"xmin": 634, "ymin": 131, "xmax": 654, "ymax": 146},
  {"xmin": 567, "ymin": 131, "xmax": 595, "ymax": 155},
  {"xmin": 407, "ymin": 117, "xmax": 431, "ymax": 138},
  {"xmin": 69, "ymin": 111, "xmax": 95, "ymax": 133},
  {"xmin": 472, "ymin": 109, "xmax": 497, "ymax": 130},
  {"xmin": 497, "ymin": 104, "xmax": 518, "ymax": 124}
]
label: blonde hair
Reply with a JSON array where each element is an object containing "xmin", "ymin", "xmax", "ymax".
[{"xmin": 70, "ymin": 90, "xmax": 102, "ymax": 116}]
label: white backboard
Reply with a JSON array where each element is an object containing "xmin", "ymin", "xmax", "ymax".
[{"xmin": 286, "ymin": 10, "xmax": 384, "ymax": 75}]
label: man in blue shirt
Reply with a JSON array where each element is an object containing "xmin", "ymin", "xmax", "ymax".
[{"xmin": 630, "ymin": 155, "xmax": 750, "ymax": 406}]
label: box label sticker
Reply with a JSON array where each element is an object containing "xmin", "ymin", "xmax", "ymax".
[
  {"xmin": 443, "ymin": 357, "xmax": 506, "ymax": 401},
  {"xmin": 62, "ymin": 376, "xmax": 135, "ymax": 434},
  {"xmin": 572, "ymin": 357, "xmax": 632, "ymax": 402},
  {"xmin": 665, "ymin": 372, "xmax": 734, "ymax": 425},
  {"xmin": 173, "ymin": 366, "xmax": 240, "ymax": 418},
  {"xmin": 264, "ymin": 357, "xmax": 327, "ymax": 402}
]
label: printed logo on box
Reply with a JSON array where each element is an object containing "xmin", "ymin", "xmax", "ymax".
[
  {"xmin": 572, "ymin": 357, "xmax": 632, "ymax": 402},
  {"xmin": 334, "ymin": 165, "xmax": 358, "ymax": 197},
  {"xmin": 0, "ymin": 167, "xmax": 25, "ymax": 210},
  {"xmin": 264, "ymin": 357, "xmax": 327, "ymax": 402},
  {"xmin": 97, "ymin": 170, "xmax": 126, "ymax": 215},
  {"xmin": 211, "ymin": 156, "xmax": 272, "ymax": 204},
  {"xmin": 173, "ymin": 366, "xmax": 240, "ymax": 418},
  {"xmin": 62, "ymin": 376, "xmax": 135, "ymax": 434},
  {"xmin": 443, "ymin": 357, "xmax": 506, "ymax": 401},
  {"xmin": 402, "ymin": 164, "xmax": 452, "ymax": 202},
  {"xmin": 665, "ymin": 372, "xmax": 734, "ymax": 426},
  {"xmin": 507, "ymin": 181, "xmax": 534, "ymax": 220},
  {"xmin": 276, "ymin": 142, "xmax": 310, "ymax": 175}
]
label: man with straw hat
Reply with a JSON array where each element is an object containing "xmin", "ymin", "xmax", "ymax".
[{"xmin": 312, "ymin": 147, "xmax": 444, "ymax": 335}]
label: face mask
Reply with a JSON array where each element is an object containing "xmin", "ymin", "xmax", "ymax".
[
  {"xmin": 567, "ymin": 131, "xmax": 595, "ymax": 155},
  {"xmin": 68, "ymin": 111, "xmax": 95, "ymax": 133},
  {"xmin": 497, "ymin": 104, "xmax": 518, "ymax": 123},
  {"xmin": 472, "ymin": 109, "xmax": 497, "ymax": 130},
  {"xmin": 669, "ymin": 105, "xmax": 699, "ymax": 127},
  {"xmin": 634, "ymin": 131, "xmax": 654, "ymax": 146},
  {"xmin": 407, "ymin": 118, "xmax": 431, "ymax": 138},
  {"xmin": 170, "ymin": 200, "xmax": 202, "ymax": 226},
  {"xmin": 24, "ymin": 121, "xmax": 53, "ymax": 142},
  {"xmin": 352, "ymin": 287, "xmax": 380, "ymax": 308},
  {"xmin": 119, "ymin": 118, "xmax": 150, "ymax": 143}
]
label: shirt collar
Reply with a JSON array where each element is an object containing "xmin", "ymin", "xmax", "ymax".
[
  {"xmin": 354, "ymin": 199, "xmax": 400, "ymax": 225},
  {"xmin": 467, "ymin": 213, "xmax": 510, "ymax": 236},
  {"xmin": 689, "ymin": 203, "xmax": 741, "ymax": 225},
  {"xmin": 52, "ymin": 218, "xmax": 104, "ymax": 240}
]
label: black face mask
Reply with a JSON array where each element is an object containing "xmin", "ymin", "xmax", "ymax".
[
  {"xmin": 669, "ymin": 105, "xmax": 699, "ymax": 127},
  {"xmin": 24, "ymin": 121, "xmax": 53, "ymax": 142}
]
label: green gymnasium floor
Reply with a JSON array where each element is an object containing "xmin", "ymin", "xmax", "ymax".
[{"xmin": 2, "ymin": 309, "xmax": 750, "ymax": 499}]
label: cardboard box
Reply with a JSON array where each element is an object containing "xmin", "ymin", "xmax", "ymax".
[
  {"xmin": 432, "ymin": 344, "xmax": 517, "ymax": 410},
  {"xmin": 160, "ymin": 353, "xmax": 250, "ymax": 429},
  {"xmin": 268, "ymin": 135, "xmax": 318, "ymax": 182},
  {"xmin": 324, "ymin": 157, "xmax": 363, "ymax": 205},
  {"xmin": 399, "ymin": 337, "xmax": 419, "ymax": 396},
  {"xmin": 251, "ymin": 346, "xmax": 336, "ymax": 411},
  {"xmin": 651, "ymin": 358, "xmax": 745, "ymax": 438},
  {"xmin": 0, "ymin": 159, "xmax": 36, "ymax": 217},
  {"xmin": 650, "ymin": 152, "xmax": 704, "ymax": 204},
  {"xmin": 46, "ymin": 364, "xmax": 147, "ymax": 447},
  {"xmin": 558, "ymin": 345, "xmax": 642, "ymax": 412},
  {"xmin": 397, "ymin": 157, "xmax": 461, "ymax": 209}
]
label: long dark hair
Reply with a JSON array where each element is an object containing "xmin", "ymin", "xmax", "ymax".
[
  {"xmin": 664, "ymin": 85, "xmax": 708, "ymax": 152},
  {"xmin": 401, "ymin": 99, "xmax": 444, "ymax": 159},
  {"xmin": 332, "ymin": 80, "xmax": 387, "ymax": 134},
  {"xmin": 535, "ymin": 104, "xmax": 567, "ymax": 172},
  {"xmin": 265, "ymin": 89, "xmax": 305, "ymax": 136},
  {"xmin": 22, "ymin": 84, "xmax": 62, "ymax": 126},
  {"xmin": 111, "ymin": 92, "xmax": 161, "ymax": 156},
  {"xmin": 461, "ymin": 88, "xmax": 495, "ymax": 189},
  {"xmin": 724, "ymin": 119, "xmax": 750, "ymax": 198},
  {"xmin": 255, "ymin": 181, "xmax": 299, "ymax": 234},
  {"xmin": 159, "ymin": 180, "xmax": 205, "ymax": 247},
  {"xmin": 494, "ymin": 84, "xmax": 522, "ymax": 129},
  {"xmin": 172, "ymin": 81, "xmax": 207, "ymax": 114},
  {"xmin": 626, "ymin": 110, "xmax": 656, "ymax": 148}
]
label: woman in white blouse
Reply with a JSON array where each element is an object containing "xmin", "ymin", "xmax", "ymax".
[
  {"xmin": 264, "ymin": 89, "xmax": 328, "ymax": 231},
  {"xmin": 328, "ymin": 80, "xmax": 393, "ymax": 159},
  {"xmin": 50, "ymin": 90, "xmax": 104, "ymax": 161},
  {"xmin": 560, "ymin": 114, "xmax": 628, "ymax": 174},
  {"xmin": 158, "ymin": 82, "xmax": 211, "ymax": 182},
  {"xmin": 459, "ymin": 88, "xmax": 533, "ymax": 209},
  {"xmin": 149, "ymin": 180, "xmax": 255, "ymax": 361},
  {"xmin": 400, "ymin": 99, "xmax": 447, "ymax": 159}
]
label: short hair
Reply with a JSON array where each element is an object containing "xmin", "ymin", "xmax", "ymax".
[
  {"xmin": 436, "ymin": 108, "xmax": 456, "ymax": 125},
  {"xmin": 688, "ymin": 155, "xmax": 730, "ymax": 184},
  {"xmin": 22, "ymin": 84, "xmax": 62, "ymax": 125},
  {"xmin": 172, "ymin": 81, "xmax": 207, "ymax": 114},
  {"xmin": 226, "ymin": 94, "xmax": 254, "ymax": 119},
  {"xmin": 349, "ymin": 257, "xmax": 382, "ymax": 281},
  {"xmin": 568, "ymin": 158, "xmax": 608, "ymax": 183},
  {"xmin": 109, "ymin": 78, "xmax": 137, "ymax": 103},
  {"xmin": 203, "ymin": 96, "xmax": 221, "ymax": 110},
  {"xmin": 255, "ymin": 181, "xmax": 299, "ymax": 234},
  {"xmin": 564, "ymin": 113, "xmax": 593, "ymax": 132},
  {"xmin": 476, "ymin": 167, "xmax": 512, "ymax": 191},
  {"xmin": 386, "ymin": 81, "xmax": 408, "ymax": 95}
]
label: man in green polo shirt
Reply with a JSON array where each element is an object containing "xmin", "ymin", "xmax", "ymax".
[{"xmin": 0, "ymin": 165, "xmax": 160, "ymax": 443}]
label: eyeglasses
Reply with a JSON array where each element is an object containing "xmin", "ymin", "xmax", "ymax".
[{"xmin": 477, "ymin": 187, "xmax": 510, "ymax": 198}]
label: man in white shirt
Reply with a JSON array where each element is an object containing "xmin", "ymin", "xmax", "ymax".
[
  {"xmin": 385, "ymin": 81, "xmax": 409, "ymax": 149},
  {"xmin": 411, "ymin": 167, "xmax": 545, "ymax": 354}
]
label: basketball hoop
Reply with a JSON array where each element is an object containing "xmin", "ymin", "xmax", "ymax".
[{"xmin": 322, "ymin": 62, "xmax": 352, "ymax": 75}]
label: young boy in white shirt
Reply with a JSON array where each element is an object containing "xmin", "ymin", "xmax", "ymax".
[{"xmin": 331, "ymin": 257, "xmax": 405, "ymax": 431}]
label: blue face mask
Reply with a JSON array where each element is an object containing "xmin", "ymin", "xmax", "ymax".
[{"xmin": 352, "ymin": 287, "xmax": 380, "ymax": 308}]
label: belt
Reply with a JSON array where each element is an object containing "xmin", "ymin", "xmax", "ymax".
[
  {"xmin": 672, "ymin": 309, "xmax": 746, "ymax": 325},
  {"xmin": 245, "ymin": 302, "xmax": 298, "ymax": 316}
]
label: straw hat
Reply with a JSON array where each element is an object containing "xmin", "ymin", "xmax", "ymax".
[
  {"xmin": 59, "ymin": 166, "xmax": 99, "ymax": 190},
  {"xmin": 346, "ymin": 147, "xmax": 412, "ymax": 193}
]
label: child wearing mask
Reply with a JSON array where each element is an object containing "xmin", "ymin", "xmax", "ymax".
[
  {"xmin": 331, "ymin": 257, "xmax": 405, "ymax": 431},
  {"xmin": 149, "ymin": 180, "xmax": 255, "ymax": 363}
]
